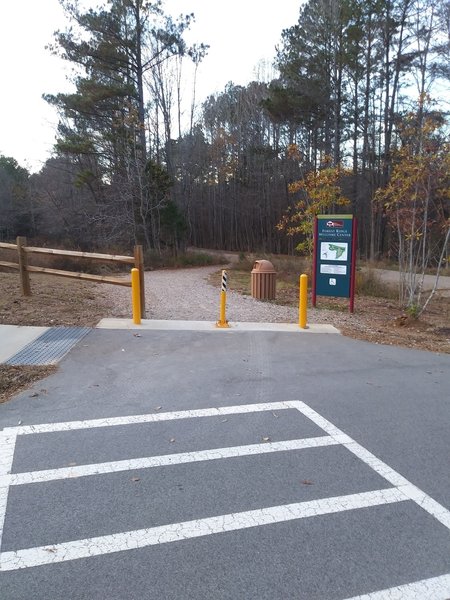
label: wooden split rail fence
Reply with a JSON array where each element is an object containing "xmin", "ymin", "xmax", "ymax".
[{"xmin": 0, "ymin": 237, "xmax": 145, "ymax": 316}]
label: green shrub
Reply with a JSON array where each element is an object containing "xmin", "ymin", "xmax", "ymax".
[{"xmin": 405, "ymin": 303, "xmax": 420, "ymax": 319}]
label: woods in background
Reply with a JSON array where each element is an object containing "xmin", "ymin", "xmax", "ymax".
[{"xmin": 1, "ymin": 0, "xmax": 449, "ymax": 265}]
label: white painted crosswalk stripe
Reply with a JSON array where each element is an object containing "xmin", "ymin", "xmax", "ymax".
[
  {"xmin": 0, "ymin": 488, "xmax": 407, "ymax": 571},
  {"xmin": 0, "ymin": 430, "xmax": 17, "ymax": 552},
  {"xmin": 13, "ymin": 401, "xmax": 295, "ymax": 435},
  {"xmin": 290, "ymin": 400, "xmax": 450, "ymax": 532},
  {"xmin": 343, "ymin": 572, "xmax": 450, "ymax": 599},
  {"xmin": 7, "ymin": 436, "xmax": 338, "ymax": 486}
]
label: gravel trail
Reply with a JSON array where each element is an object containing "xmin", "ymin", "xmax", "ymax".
[
  {"xmin": 102, "ymin": 265, "xmax": 364, "ymax": 330},
  {"xmin": 105, "ymin": 266, "xmax": 298, "ymax": 323}
]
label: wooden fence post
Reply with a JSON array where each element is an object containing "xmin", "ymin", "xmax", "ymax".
[
  {"xmin": 16, "ymin": 236, "xmax": 31, "ymax": 296},
  {"xmin": 134, "ymin": 245, "xmax": 145, "ymax": 317}
]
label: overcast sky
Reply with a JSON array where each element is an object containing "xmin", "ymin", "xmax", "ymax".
[{"xmin": 0, "ymin": 0, "xmax": 301, "ymax": 173}]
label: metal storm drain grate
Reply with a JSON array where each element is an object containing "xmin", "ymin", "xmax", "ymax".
[{"xmin": 5, "ymin": 327, "xmax": 91, "ymax": 366}]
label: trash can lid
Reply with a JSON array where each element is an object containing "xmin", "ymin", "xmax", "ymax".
[{"xmin": 251, "ymin": 260, "xmax": 276, "ymax": 273}]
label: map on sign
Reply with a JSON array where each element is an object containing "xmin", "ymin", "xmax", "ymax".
[{"xmin": 320, "ymin": 242, "xmax": 348, "ymax": 261}]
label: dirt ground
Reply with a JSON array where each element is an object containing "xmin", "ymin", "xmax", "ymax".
[
  {"xmin": 0, "ymin": 272, "xmax": 115, "ymax": 327},
  {"xmin": 0, "ymin": 269, "xmax": 449, "ymax": 402},
  {"xmin": 0, "ymin": 272, "xmax": 117, "ymax": 402},
  {"xmin": 279, "ymin": 275, "xmax": 449, "ymax": 355},
  {"xmin": 0, "ymin": 365, "xmax": 57, "ymax": 404}
]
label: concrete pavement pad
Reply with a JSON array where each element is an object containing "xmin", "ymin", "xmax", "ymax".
[
  {"xmin": 96, "ymin": 318, "xmax": 340, "ymax": 333},
  {"xmin": 0, "ymin": 325, "xmax": 49, "ymax": 363}
]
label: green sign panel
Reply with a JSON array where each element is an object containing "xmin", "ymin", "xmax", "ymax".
[{"xmin": 313, "ymin": 215, "xmax": 356, "ymax": 309}]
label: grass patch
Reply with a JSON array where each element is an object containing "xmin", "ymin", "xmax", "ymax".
[
  {"xmin": 210, "ymin": 252, "xmax": 309, "ymax": 305},
  {"xmin": 233, "ymin": 253, "xmax": 309, "ymax": 277},
  {"xmin": 218, "ymin": 253, "xmax": 400, "ymax": 306},
  {"xmin": 208, "ymin": 269, "xmax": 251, "ymax": 294},
  {"xmin": 356, "ymin": 269, "xmax": 397, "ymax": 299},
  {"xmin": 144, "ymin": 250, "xmax": 228, "ymax": 270}
]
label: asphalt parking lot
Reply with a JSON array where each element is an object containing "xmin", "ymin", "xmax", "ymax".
[{"xmin": 1, "ymin": 328, "xmax": 449, "ymax": 599}]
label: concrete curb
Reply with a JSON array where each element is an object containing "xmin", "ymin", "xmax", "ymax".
[{"xmin": 96, "ymin": 318, "xmax": 340, "ymax": 334}]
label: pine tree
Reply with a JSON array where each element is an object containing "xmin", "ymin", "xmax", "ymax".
[{"xmin": 46, "ymin": 0, "xmax": 194, "ymax": 248}]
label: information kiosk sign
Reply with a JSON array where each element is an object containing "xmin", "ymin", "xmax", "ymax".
[{"xmin": 312, "ymin": 214, "xmax": 357, "ymax": 312}]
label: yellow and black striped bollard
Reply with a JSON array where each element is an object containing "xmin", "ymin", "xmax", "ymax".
[{"xmin": 216, "ymin": 270, "xmax": 230, "ymax": 328}]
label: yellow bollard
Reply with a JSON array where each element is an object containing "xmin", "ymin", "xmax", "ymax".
[
  {"xmin": 131, "ymin": 268, "xmax": 141, "ymax": 325},
  {"xmin": 216, "ymin": 270, "xmax": 230, "ymax": 328},
  {"xmin": 299, "ymin": 274, "xmax": 308, "ymax": 329}
]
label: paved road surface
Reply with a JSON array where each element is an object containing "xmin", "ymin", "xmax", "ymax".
[
  {"xmin": 0, "ymin": 329, "xmax": 449, "ymax": 599},
  {"xmin": 366, "ymin": 268, "xmax": 450, "ymax": 296}
]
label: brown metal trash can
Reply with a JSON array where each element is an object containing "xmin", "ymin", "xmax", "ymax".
[{"xmin": 251, "ymin": 260, "xmax": 276, "ymax": 300}]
